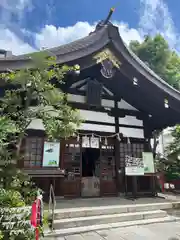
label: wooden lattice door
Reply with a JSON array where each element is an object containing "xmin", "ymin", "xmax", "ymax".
[
  {"xmin": 100, "ymin": 138, "xmax": 117, "ymax": 196},
  {"xmin": 63, "ymin": 139, "xmax": 81, "ymax": 198}
]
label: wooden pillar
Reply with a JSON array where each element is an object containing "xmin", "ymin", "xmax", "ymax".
[
  {"xmin": 144, "ymin": 120, "xmax": 156, "ymax": 196},
  {"xmin": 114, "ymin": 100, "xmax": 121, "ymax": 193},
  {"xmin": 130, "ymin": 142, "xmax": 138, "ymax": 198}
]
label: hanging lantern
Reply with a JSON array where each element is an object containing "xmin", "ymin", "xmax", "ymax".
[
  {"xmin": 164, "ymin": 98, "xmax": 169, "ymax": 108},
  {"xmin": 99, "ymin": 136, "xmax": 102, "ymax": 142},
  {"xmin": 133, "ymin": 77, "xmax": 138, "ymax": 86},
  {"xmin": 74, "ymin": 64, "xmax": 81, "ymax": 75},
  {"xmin": 104, "ymin": 137, "xmax": 108, "ymax": 145}
]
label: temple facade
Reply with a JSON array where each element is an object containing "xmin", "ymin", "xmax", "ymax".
[{"xmin": 1, "ymin": 11, "xmax": 180, "ymax": 198}]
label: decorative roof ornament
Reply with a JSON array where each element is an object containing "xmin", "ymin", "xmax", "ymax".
[
  {"xmin": 93, "ymin": 48, "xmax": 121, "ymax": 79},
  {"xmin": 94, "ymin": 48, "xmax": 120, "ymax": 68},
  {"xmin": 95, "ymin": 7, "xmax": 115, "ymax": 31},
  {"xmin": 100, "ymin": 59, "xmax": 115, "ymax": 79},
  {"xmin": 92, "ymin": 7, "xmax": 121, "ymax": 79}
]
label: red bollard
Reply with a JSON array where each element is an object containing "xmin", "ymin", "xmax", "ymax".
[
  {"xmin": 35, "ymin": 228, "xmax": 39, "ymax": 240},
  {"xmin": 30, "ymin": 198, "xmax": 42, "ymax": 240}
]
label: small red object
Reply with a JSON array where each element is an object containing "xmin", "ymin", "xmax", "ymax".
[
  {"xmin": 35, "ymin": 228, "xmax": 39, "ymax": 240},
  {"xmin": 30, "ymin": 201, "xmax": 37, "ymax": 227},
  {"xmin": 30, "ymin": 199, "xmax": 41, "ymax": 240}
]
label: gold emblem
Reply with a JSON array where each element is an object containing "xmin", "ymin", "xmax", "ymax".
[{"xmin": 93, "ymin": 48, "xmax": 121, "ymax": 69}]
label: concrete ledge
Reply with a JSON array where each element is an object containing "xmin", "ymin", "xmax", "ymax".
[
  {"xmin": 53, "ymin": 202, "xmax": 173, "ymax": 219},
  {"xmin": 45, "ymin": 216, "xmax": 177, "ymax": 238},
  {"xmin": 53, "ymin": 210, "xmax": 167, "ymax": 229}
]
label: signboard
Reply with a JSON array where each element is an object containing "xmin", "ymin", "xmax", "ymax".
[
  {"xmin": 125, "ymin": 155, "xmax": 144, "ymax": 176},
  {"xmin": 42, "ymin": 141, "xmax": 60, "ymax": 167},
  {"xmin": 142, "ymin": 152, "xmax": 155, "ymax": 173}
]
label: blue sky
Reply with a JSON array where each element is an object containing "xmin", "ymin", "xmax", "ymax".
[{"xmin": 0, "ymin": 0, "xmax": 180, "ymax": 55}]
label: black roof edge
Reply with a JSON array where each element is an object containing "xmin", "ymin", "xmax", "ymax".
[{"xmin": 107, "ymin": 24, "xmax": 180, "ymax": 101}]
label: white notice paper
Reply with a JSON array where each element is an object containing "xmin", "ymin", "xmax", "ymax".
[
  {"xmin": 82, "ymin": 136, "xmax": 90, "ymax": 148},
  {"xmin": 90, "ymin": 137, "xmax": 99, "ymax": 149}
]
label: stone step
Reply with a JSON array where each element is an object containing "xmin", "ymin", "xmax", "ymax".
[
  {"xmin": 45, "ymin": 215, "xmax": 177, "ymax": 238},
  {"xmin": 53, "ymin": 210, "xmax": 167, "ymax": 229},
  {"xmin": 54, "ymin": 202, "xmax": 172, "ymax": 219}
]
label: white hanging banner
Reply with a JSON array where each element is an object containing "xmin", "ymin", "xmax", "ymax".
[
  {"xmin": 42, "ymin": 141, "xmax": 60, "ymax": 167},
  {"xmin": 82, "ymin": 136, "xmax": 90, "ymax": 148},
  {"xmin": 90, "ymin": 137, "xmax": 99, "ymax": 149},
  {"xmin": 142, "ymin": 152, "xmax": 155, "ymax": 173}
]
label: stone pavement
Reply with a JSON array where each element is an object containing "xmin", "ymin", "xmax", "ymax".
[{"xmin": 53, "ymin": 222, "xmax": 180, "ymax": 239}]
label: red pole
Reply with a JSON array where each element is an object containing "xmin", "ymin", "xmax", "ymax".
[
  {"xmin": 35, "ymin": 228, "xmax": 39, "ymax": 240},
  {"xmin": 35, "ymin": 198, "xmax": 41, "ymax": 240}
]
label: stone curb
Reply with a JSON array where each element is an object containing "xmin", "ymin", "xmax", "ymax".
[{"xmin": 44, "ymin": 216, "xmax": 177, "ymax": 238}]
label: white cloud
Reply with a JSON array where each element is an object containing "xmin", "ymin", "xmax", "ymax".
[
  {"xmin": 0, "ymin": 0, "xmax": 142, "ymax": 55},
  {"xmin": 35, "ymin": 21, "xmax": 142, "ymax": 50},
  {"xmin": 1, "ymin": 0, "xmax": 179, "ymax": 55},
  {"xmin": 0, "ymin": 21, "xmax": 142, "ymax": 55},
  {"xmin": 35, "ymin": 22, "xmax": 96, "ymax": 50},
  {"xmin": 139, "ymin": 0, "xmax": 180, "ymax": 51},
  {"xmin": 114, "ymin": 22, "xmax": 142, "ymax": 44},
  {"xmin": 0, "ymin": 0, "xmax": 35, "ymax": 55},
  {"xmin": 0, "ymin": 27, "xmax": 34, "ymax": 55}
]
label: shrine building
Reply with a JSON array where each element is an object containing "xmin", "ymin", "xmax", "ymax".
[{"xmin": 1, "ymin": 9, "xmax": 180, "ymax": 198}]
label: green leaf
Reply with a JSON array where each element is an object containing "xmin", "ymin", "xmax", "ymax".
[{"xmin": 130, "ymin": 34, "xmax": 180, "ymax": 90}]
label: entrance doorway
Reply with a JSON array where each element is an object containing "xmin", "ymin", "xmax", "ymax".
[{"xmin": 81, "ymin": 148, "xmax": 100, "ymax": 197}]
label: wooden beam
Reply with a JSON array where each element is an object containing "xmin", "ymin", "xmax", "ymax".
[
  {"xmin": 84, "ymin": 120, "xmax": 144, "ymax": 129},
  {"xmin": 67, "ymin": 88, "xmax": 115, "ymax": 100},
  {"xmin": 69, "ymin": 102, "xmax": 144, "ymax": 117}
]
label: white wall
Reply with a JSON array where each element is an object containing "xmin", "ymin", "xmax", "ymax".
[
  {"xmin": 79, "ymin": 109, "xmax": 143, "ymax": 126},
  {"xmin": 28, "ymin": 95, "xmax": 144, "ymax": 138},
  {"xmin": 78, "ymin": 123, "xmax": 144, "ymax": 138},
  {"xmin": 78, "ymin": 109, "xmax": 144, "ymax": 138},
  {"xmin": 157, "ymin": 127, "xmax": 174, "ymax": 155},
  {"xmin": 67, "ymin": 94, "xmax": 139, "ymax": 111}
]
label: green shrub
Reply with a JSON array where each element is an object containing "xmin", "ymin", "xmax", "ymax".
[
  {"xmin": 0, "ymin": 188, "xmax": 34, "ymax": 240},
  {"xmin": 0, "ymin": 230, "xmax": 3, "ymax": 240},
  {"xmin": 0, "ymin": 189, "xmax": 25, "ymax": 207}
]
